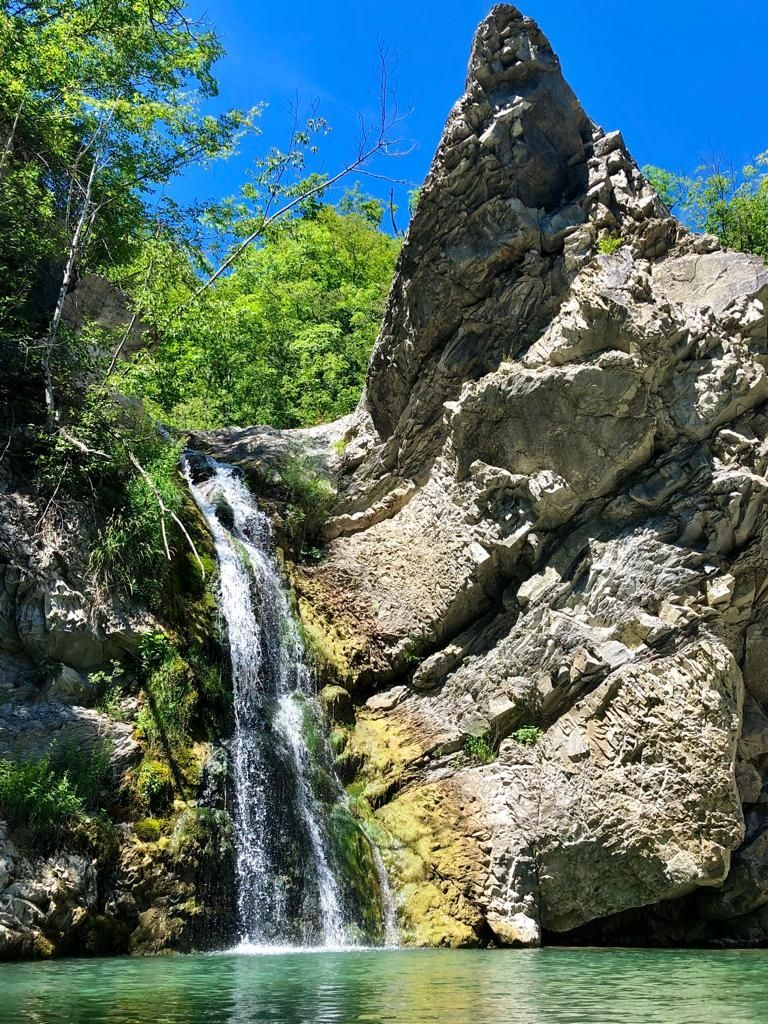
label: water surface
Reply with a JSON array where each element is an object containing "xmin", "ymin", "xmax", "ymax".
[{"xmin": 2, "ymin": 948, "xmax": 768, "ymax": 1024}]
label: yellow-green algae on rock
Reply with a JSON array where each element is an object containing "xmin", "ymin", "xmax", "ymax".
[{"xmin": 375, "ymin": 779, "xmax": 489, "ymax": 947}]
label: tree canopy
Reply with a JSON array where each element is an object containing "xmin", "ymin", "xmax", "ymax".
[
  {"xmin": 118, "ymin": 188, "xmax": 400, "ymax": 430},
  {"xmin": 644, "ymin": 153, "xmax": 768, "ymax": 262}
]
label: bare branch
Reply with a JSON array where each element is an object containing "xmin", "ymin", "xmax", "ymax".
[
  {"xmin": 34, "ymin": 462, "xmax": 69, "ymax": 533},
  {"xmin": 127, "ymin": 451, "xmax": 206, "ymax": 576},
  {"xmin": 58, "ymin": 428, "xmax": 109, "ymax": 458},
  {"xmin": 188, "ymin": 51, "xmax": 411, "ymax": 303},
  {"xmin": 0, "ymin": 101, "xmax": 24, "ymax": 173},
  {"xmin": 356, "ymin": 169, "xmax": 419, "ymax": 187}
]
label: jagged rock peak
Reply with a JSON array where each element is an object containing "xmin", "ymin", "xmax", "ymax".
[
  {"xmin": 289, "ymin": 6, "xmax": 768, "ymax": 950},
  {"xmin": 359, "ymin": 4, "xmax": 676, "ymax": 459}
]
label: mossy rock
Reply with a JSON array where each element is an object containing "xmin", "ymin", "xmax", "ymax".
[
  {"xmin": 375, "ymin": 781, "xmax": 488, "ymax": 948},
  {"xmin": 327, "ymin": 804, "xmax": 386, "ymax": 943},
  {"xmin": 346, "ymin": 712, "xmax": 424, "ymax": 800},
  {"xmin": 297, "ymin": 604, "xmax": 362, "ymax": 687},
  {"xmin": 329, "ymin": 726, "xmax": 349, "ymax": 755},
  {"xmin": 31, "ymin": 933, "xmax": 55, "ymax": 959},
  {"xmin": 136, "ymin": 759, "xmax": 174, "ymax": 813},
  {"xmin": 318, "ymin": 685, "xmax": 355, "ymax": 725},
  {"xmin": 134, "ymin": 817, "xmax": 163, "ymax": 843},
  {"xmin": 214, "ymin": 493, "xmax": 235, "ymax": 531},
  {"xmin": 130, "ymin": 907, "xmax": 187, "ymax": 955}
]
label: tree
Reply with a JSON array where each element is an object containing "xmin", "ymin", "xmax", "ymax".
[
  {"xmin": 0, "ymin": 0, "xmax": 255, "ymax": 420},
  {"xmin": 116, "ymin": 187, "xmax": 401, "ymax": 429},
  {"xmin": 644, "ymin": 153, "xmax": 768, "ymax": 262}
]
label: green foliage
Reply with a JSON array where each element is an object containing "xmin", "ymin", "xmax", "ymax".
[
  {"xmin": 463, "ymin": 733, "xmax": 495, "ymax": 764},
  {"xmin": 135, "ymin": 758, "xmax": 174, "ymax": 814},
  {"xmin": 133, "ymin": 630, "xmax": 228, "ymax": 807},
  {"xmin": 0, "ymin": 745, "xmax": 112, "ymax": 851},
  {"xmin": 644, "ymin": 154, "xmax": 768, "ymax": 261},
  {"xmin": 89, "ymin": 445, "xmax": 185, "ymax": 609},
  {"xmin": 402, "ymin": 639, "xmax": 422, "ymax": 665},
  {"xmin": 90, "ymin": 662, "xmax": 129, "ymax": 719},
  {"xmin": 60, "ymin": 741, "xmax": 113, "ymax": 808},
  {"xmin": 0, "ymin": 0, "xmax": 254, "ymax": 419},
  {"xmin": 511, "ymin": 726, "xmax": 543, "ymax": 746},
  {"xmin": 136, "ymin": 634, "xmax": 196, "ymax": 757},
  {"xmin": 0, "ymin": 757, "xmax": 83, "ymax": 843},
  {"xmin": 597, "ymin": 235, "xmax": 625, "ymax": 255},
  {"xmin": 279, "ymin": 452, "xmax": 335, "ymax": 552},
  {"xmin": 118, "ymin": 189, "xmax": 400, "ymax": 430}
]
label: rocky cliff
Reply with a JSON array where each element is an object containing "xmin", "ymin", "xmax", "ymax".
[
  {"xmin": 203, "ymin": 4, "xmax": 768, "ymax": 946},
  {"xmin": 0, "ymin": 447, "xmax": 235, "ymax": 958},
  {"xmin": 6, "ymin": 2, "xmax": 768, "ymax": 957}
]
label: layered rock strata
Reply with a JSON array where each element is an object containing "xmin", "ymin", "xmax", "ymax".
[{"xmin": 203, "ymin": 4, "xmax": 768, "ymax": 946}]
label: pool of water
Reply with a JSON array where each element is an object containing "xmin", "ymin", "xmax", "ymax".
[{"xmin": 2, "ymin": 947, "xmax": 767, "ymax": 1024}]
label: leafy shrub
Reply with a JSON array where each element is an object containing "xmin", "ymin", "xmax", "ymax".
[
  {"xmin": 644, "ymin": 152, "xmax": 768, "ymax": 261},
  {"xmin": 597, "ymin": 235, "xmax": 624, "ymax": 255},
  {"xmin": 281, "ymin": 452, "xmax": 334, "ymax": 550},
  {"xmin": 511, "ymin": 726, "xmax": 543, "ymax": 746},
  {"xmin": 89, "ymin": 662, "xmax": 130, "ymax": 719},
  {"xmin": 87, "ymin": 435, "xmax": 186, "ymax": 610},
  {"xmin": 402, "ymin": 639, "xmax": 422, "ymax": 665},
  {"xmin": 136, "ymin": 633, "xmax": 196, "ymax": 756},
  {"xmin": 59, "ymin": 742, "xmax": 113, "ymax": 808},
  {"xmin": 0, "ymin": 745, "xmax": 112, "ymax": 850},
  {"xmin": 463, "ymin": 733, "xmax": 495, "ymax": 764},
  {"xmin": 0, "ymin": 757, "xmax": 83, "ymax": 844}
]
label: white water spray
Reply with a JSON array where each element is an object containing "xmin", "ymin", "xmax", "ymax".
[{"xmin": 185, "ymin": 455, "xmax": 350, "ymax": 948}]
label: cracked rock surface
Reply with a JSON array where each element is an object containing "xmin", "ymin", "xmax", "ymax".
[
  {"xmin": 198, "ymin": 5, "xmax": 768, "ymax": 946},
  {"xmin": 268, "ymin": 5, "xmax": 768, "ymax": 947}
]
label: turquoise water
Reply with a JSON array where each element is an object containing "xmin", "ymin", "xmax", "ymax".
[{"xmin": 2, "ymin": 948, "xmax": 768, "ymax": 1024}]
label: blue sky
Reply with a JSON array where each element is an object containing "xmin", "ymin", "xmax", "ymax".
[{"xmin": 177, "ymin": 0, "xmax": 768, "ymax": 224}]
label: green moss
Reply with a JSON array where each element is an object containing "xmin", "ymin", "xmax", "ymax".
[
  {"xmin": 169, "ymin": 807, "xmax": 233, "ymax": 865},
  {"xmin": 376, "ymin": 784, "xmax": 485, "ymax": 948},
  {"xmin": 136, "ymin": 758, "xmax": 173, "ymax": 814},
  {"xmin": 135, "ymin": 817, "xmax": 164, "ymax": 842},
  {"xmin": 329, "ymin": 726, "xmax": 349, "ymax": 755},
  {"xmin": 327, "ymin": 803, "xmax": 385, "ymax": 943},
  {"xmin": 346, "ymin": 713, "xmax": 424, "ymax": 800},
  {"xmin": 32, "ymin": 934, "xmax": 55, "ymax": 959},
  {"xmin": 214, "ymin": 493, "xmax": 235, "ymax": 530},
  {"xmin": 318, "ymin": 685, "xmax": 354, "ymax": 725}
]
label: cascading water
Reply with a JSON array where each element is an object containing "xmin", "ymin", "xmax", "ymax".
[{"xmin": 184, "ymin": 453, "xmax": 396, "ymax": 949}]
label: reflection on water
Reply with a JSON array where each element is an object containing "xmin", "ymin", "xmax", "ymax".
[{"xmin": 2, "ymin": 947, "xmax": 768, "ymax": 1024}]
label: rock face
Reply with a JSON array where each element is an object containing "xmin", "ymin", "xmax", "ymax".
[
  {"xmin": 0, "ymin": 809, "xmax": 235, "ymax": 959},
  {"xmin": 276, "ymin": 5, "xmax": 768, "ymax": 946},
  {"xmin": 0, "ymin": 435, "xmax": 235, "ymax": 960}
]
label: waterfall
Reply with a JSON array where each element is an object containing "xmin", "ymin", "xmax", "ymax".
[{"xmin": 184, "ymin": 454, "xmax": 396, "ymax": 949}]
